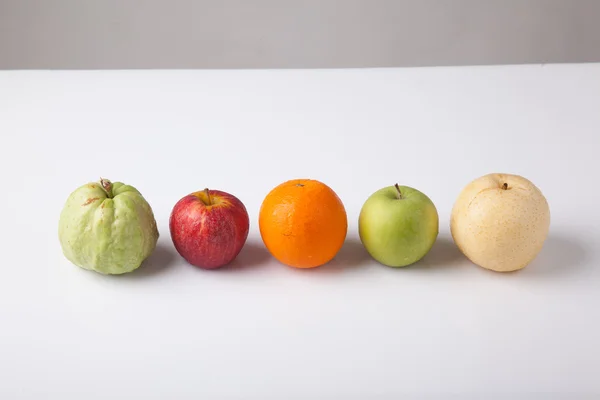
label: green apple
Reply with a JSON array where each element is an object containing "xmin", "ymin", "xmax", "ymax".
[
  {"xmin": 358, "ymin": 184, "xmax": 439, "ymax": 267},
  {"xmin": 58, "ymin": 178, "xmax": 159, "ymax": 275}
]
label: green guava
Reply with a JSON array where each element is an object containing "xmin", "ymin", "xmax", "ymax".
[{"xmin": 58, "ymin": 178, "xmax": 159, "ymax": 274}]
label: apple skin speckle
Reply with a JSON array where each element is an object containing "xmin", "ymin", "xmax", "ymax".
[
  {"xmin": 359, "ymin": 185, "xmax": 439, "ymax": 268},
  {"xmin": 169, "ymin": 189, "xmax": 249, "ymax": 270}
]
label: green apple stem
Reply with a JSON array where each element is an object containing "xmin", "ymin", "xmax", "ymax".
[
  {"xmin": 502, "ymin": 183, "xmax": 508, "ymax": 190},
  {"xmin": 100, "ymin": 178, "xmax": 113, "ymax": 198},
  {"xmin": 204, "ymin": 188, "xmax": 212, "ymax": 205},
  {"xmin": 394, "ymin": 183, "xmax": 403, "ymax": 200}
]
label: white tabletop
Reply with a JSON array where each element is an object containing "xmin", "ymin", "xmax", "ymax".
[{"xmin": 1, "ymin": 64, "xmax": 599, "ymax": 399}]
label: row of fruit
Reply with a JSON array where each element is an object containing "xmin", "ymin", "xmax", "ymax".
[{"xmin": 58, "ymin": 173, "xmax": 550, "ymax": 275}]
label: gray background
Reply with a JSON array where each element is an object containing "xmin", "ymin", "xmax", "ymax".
[{"xmin": 1, "ymin": 0, "xmax": 599, "ymax": 69}]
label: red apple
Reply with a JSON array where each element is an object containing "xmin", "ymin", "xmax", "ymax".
[{"xmin": 169, "ymin": 188, "xmax": 250, "ymax": 269}]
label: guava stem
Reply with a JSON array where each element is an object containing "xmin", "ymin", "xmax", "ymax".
[
  {"xmin": 502, "ymin": 183, "xmax": 508, "ymax": 190},
  {"xmin": 394, "ymin": 183, "xmax": 403, "ymax": 199},
  {"xmin": 204, "ymin": 188, "xmax": 212, "ymax": 205},
  {"xmin": 100, "ymin": 178, "xmax": 113, "ymax": 198}
]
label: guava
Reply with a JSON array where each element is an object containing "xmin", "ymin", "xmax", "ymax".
[{"xmin": 58, "ymin": 178, "xmax": 159, "ymax": 274}]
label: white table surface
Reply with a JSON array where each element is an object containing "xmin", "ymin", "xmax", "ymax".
[{"xmin": 1, "ymin": 64, "xmax": 599, "ymax": 399}]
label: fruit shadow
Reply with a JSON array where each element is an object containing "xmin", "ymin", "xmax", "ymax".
[
  {"xmin": 223, "ymin": 241, "xmax": 274, "ymax": 272},
  {"xmin": 331, "ymin": 237, "xmax": 372, "ymax": 267},
  {"xmin": 407, "ymin": 236, "xmax": 466, "ymax": 271},
  {"xmin": 113, "ymin": 242, "xmax": 178, "ymax": 279},
  {"xmin": 293, "ymin": 237, "xmax": 372, "ymax": 274},
  {"xmin": 507, "ymin": 234, "xmax": 589, "ymax": 278}
]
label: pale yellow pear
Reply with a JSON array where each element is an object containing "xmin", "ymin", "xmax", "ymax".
[{"xmin": 450, "ymin": 173, "xmax": 550, "ymax": 272}]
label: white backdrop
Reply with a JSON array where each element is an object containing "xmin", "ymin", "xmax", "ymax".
[{"xmin": 1, "ymin": 64, "xmax": 599, "ymax": 398}]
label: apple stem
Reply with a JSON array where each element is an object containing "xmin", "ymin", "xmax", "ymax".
[
  {"xmin": 204, "ymin": 188, "xmax": 212, "ymax": 205},
  {"xmin": 100, "ymin": 177, "xmax": 113, "ymax": 198},
  {"xmin": 394, "ymin": 183, "xmax": 403, "ymax": 199},
  {"xmin": 502, "ymin": 183, "xmax": 508, "ymax": 190}
]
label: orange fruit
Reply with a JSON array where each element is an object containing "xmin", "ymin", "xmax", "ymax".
[{"xmin": 259, "ymin": 179, "xmax": 348, "ymax": 268}]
